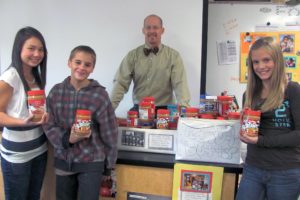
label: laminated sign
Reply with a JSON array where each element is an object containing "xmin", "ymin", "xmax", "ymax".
[{"xmin": 176, "ymin": 118, "xmax": 241, "ymax": 164}]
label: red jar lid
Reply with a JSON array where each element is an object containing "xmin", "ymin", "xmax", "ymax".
[
  {"xmin": 243, "ymin": 109, "xmax": 261, "ymax": 116},
  {"xmin": 139, "ymin": 101, "xmax": 151, "ymax": 107},
  {"xmin": 217, "ymin": 96, "xmax": 233, "ymax": 101},
  {"xmin": 128, "ymin": 111, "xmax": 138, "ymax": 115},
  {"xmin": 228, "ymin": 112, "xmax": 240, "ymax": 119},
  {"xmin": 186, "ymin": 107, "xmax": 198, "ymax": 113},
  {"xmin": 76, "ymin": 109, "xmax": 91, "ymax": 115},
  {"xmin": 201, "ymin": 114, "xmax": 214, "ymax": 119},
  {"xmin": 27, "ymin": 90, "xmax": 45, "ymax": 96},
  {"xmin": 142, "ymin": 96, "xmax": 155, "ymax": 102},
  {"xmin": 157, "ymin": 109, "xmax": 170, "ymax": 115}
]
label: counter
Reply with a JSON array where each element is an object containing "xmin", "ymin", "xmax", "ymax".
[{"xmin": 116, "ymin": 150, "xmax": 243, "ymax": 200}]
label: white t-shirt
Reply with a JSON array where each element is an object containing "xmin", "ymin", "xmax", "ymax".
[{"xmin": 0, "ymin": 67, "xmax": 47, "ymax": 163}]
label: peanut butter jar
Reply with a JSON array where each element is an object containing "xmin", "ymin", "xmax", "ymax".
[
  {"xmin": 240, "ymin": 108, "xmax": 261, "ymax": 137},
  {"xmin": 75, "ymin": 109, "xmax": 91, "ymax": 136},
  {"xmin": 27, "ymin": 90, "xmax": 46, "ymax": 122}
]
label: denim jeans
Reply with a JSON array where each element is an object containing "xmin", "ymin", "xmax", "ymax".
[
  {"xmin": 1, "ymin": 152, "xmax": 47, "ymax": 200},
  {"xmin": 56, "ymin": 170, "xmax": 103, "ymax": 200},
  {"xmin": 236, "ymin": 164, "xmax": 300, "ymax": 200}
]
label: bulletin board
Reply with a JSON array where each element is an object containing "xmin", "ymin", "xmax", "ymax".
[
  {"xmin": 206, "ymin": 3, "xmax": 300, "ymax": 107},
  {"xmin": 240, "ymin": 31, "xmax": 300, "ymax": 83}
]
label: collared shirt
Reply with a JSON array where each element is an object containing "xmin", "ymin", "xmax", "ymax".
[{"xmin": 111, "ymin": 44, "xmax": 190, "ymax": 110}]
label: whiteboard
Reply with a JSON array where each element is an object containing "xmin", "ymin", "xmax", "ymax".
[
  {"xmin": 206, "ymin": 3, "xmax": 300, "ymax": 107},
  {"xmin": 0, "ymin": 0, "xmax": 204, "ymax": 117}
]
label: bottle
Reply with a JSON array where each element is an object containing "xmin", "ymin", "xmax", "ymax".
[
  {"xmin": 185, "ymin": 107, "xmax": 199, "ymax": 118},
  {"xmin": 141, "ymin": 96, "xmax": 155, "ymax": 120},
  {"xmin": 204, "ymin": 95, "xmax": 218, "ymax": 117},
  {"xmin": 127, "ymin": 111, "xmax": 138, "ymax": 128},
  {"xmin": 217, "ymin": 96, "xmax": 233, "ymax": 118},
  {"xmin": 228, "ymin": 112, "xmax": 240, "ymax": 120},
  {"xmin": 240, "ymin": 108, "xmax": 261, "ymax": 137},
  {"xmin": 27, "ymin": 90, "xmax": 46, "ymax": 122},
  {"xmin": 199, "ymin": 94, "xmax": 206, "ymax": 114},
  {"xmin": 167, "ymin": 104, "xmax": 180, "ymax": 130},
  {"xmin": 138, "ymin": 101, "xmax": 153, "ymax": 128},
  {"xmin": 156, "ymin": 109, "xmax": 170, "ymax": 129},
  {"xmin": 75, "ymin": 109, "xmax": 91, "ymax": 136}
]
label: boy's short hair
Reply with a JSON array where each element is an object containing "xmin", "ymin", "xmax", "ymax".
[{"xmin": 69, "ymin": 45, "xmax": 96, "ymax": 66}]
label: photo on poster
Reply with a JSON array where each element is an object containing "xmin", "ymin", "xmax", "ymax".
[
  {"xmin": 180, "ymin": 170, "xmax": 212, "ymax": 193},
  {"xmin": 280, "ymin": 34, "xmax": 294, "ymax": 53},
  {"xmin": 286, "ymin": 73, "xmax": 293, "ymax": 82},
  {"xmin": 284, "ymin": 56, "xmax": 297, "ymax": 68}
]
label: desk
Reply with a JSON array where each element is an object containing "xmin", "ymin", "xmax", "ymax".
[{"xmin": 117, "ymin": 150, "xmax": 243, "ymax": 200}]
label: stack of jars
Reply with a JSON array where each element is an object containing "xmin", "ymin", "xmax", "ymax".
[{"xmin": 198, "ymin": 94, "xmax": 240, "ymax": 120}]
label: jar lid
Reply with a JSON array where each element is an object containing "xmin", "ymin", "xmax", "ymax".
[
  {"xmin": 167, "ymin": 104, "xmax": 178, "ymax": 109},
  {"xmin": 186, "ymin": 107, "xmax": 198, "ymax": 113},
  {"xmin": 217, "ymin": 96, "xmax": 233, "ymax": 101},
  {"xmin": 228, "ymin": 112, "xmax": 240, "ymax": 119},
  {"xmin": 157, "ymin": 109, "xmax": 170, "ymax": 114},
  {"xmin": 76, "ymin": 109, "xmax": 91, "ymax": 115},
  {"xmin": 27, "ymin": 90, "xmax": 45, "ymax": 96},
  {"xmin": 142, "ymin": 96, "xmax": 155, "ymax": 102},
  {"xmin": 139, "ymin": 101, "xmax": 151, "ymax": 106},
  {"xmin": 128, "ymin": 110, "xmax": 138, "ymax": 115},
  {"xmin": 243, "ymin": 109, "xmax": 261, "ymax": 116},
  {"xmin": 201, "ymin": 114, "xmax": 214, "ymax": 119}
]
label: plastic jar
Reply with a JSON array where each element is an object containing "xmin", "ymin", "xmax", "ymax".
[
  {"xmin": 228, "ymin": 112, "xmax": 240, "ymax": 120},
  {"xmin": 217, "ymin": 96, "xmax": 233, "ymax": 117},
  {"xmin": 204, "ymin": 96, "xmax": 218, "ymax": 117},
  {"xmin": 167, "ymin": 104, "xmax": 180, "ymax": 130},
  {"xmin": 142, "ymin": 96, "xmax": 155, "ymax": 119},
  {"xmin": 127, "ymin": 111, "xmax": 138, "ymax": 128},
  {"xmin": 185, "ymin": 107, "xmax": 199, "ymax": 118},
  {"xmin": 156, "ymin": 109, "xmax": 170, "ymax": 129},
  {"xmin": 27, "ymin": 90, "xmax": 46, "ymax": 122},
  {"xmin": 75, "ymin": 109, "xmax": 91, "ymax": 136},
  {"xmin": 199, "ymin": 94, "xmax": 206, "ymax": 114},
  {"xmin": 240, "ymin": 108, "xmax": 261, "ymax": 137},
  {"xmin": 201, "ymin": 114, "xmax": 215, "ymax": 119},
  {"xmin": 139, "ymin": 101, "xmax": 153, "ymax": 128}
]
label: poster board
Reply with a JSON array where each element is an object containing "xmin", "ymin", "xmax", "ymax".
[
  {"xmin": 175, "ymin": 118, "xmax": 241, "ymax": 165},
  {"xmin": 240, "ymin": 31, "xmax": 300, "ymax": 83},
  {"xmin": 206, "ymin": 3, "xmax": 300, "ymax": 107},
  {"xmin": 172, "ymin": 163, "xmax": 223, "ymax": 200}
]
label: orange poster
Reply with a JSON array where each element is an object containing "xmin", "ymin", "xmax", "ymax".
[{"xmin": 240, "ymin": 31, "xmax": 300, "ymax": 83}]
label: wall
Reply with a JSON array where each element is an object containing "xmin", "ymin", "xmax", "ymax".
[
  {"xmin": 206, "ymin": 2, "xmax": 300, "ymax": 107},
  {"xmin": 0, "ymin": 0, "xmax": 204, "ymax": 117}
]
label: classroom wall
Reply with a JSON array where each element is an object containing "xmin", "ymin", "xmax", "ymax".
[
  {"xmin": 0, "ymin": 0, "xmax": 204, "ymax": 117},
  {"xmin": 206, "ymin": 2, "xmax": 300, "ymax": 107}
]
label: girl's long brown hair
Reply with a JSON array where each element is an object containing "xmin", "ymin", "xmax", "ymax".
[{"xmin": 245, "ymin": 37, "xmax": 287, "ymax": 112}]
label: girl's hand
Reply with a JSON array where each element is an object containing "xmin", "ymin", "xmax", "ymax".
[
  {"xmin": 240, "ymin": 132, "xmax": 258, "ymax": 144},
  {"xmin": 23, "ymin": 112, "xmax": 49, "ymax": 126}
]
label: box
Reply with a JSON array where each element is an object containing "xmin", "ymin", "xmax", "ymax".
[{"xmin": 176, "ymin": 118, "xmax": 242, "ymax": 164}]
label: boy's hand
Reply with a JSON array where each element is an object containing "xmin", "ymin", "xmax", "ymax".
[{"xmin": 69, "ymin": 124, "xmax": 91, "ymax": 144}]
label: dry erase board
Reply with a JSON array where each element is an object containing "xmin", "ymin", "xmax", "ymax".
[
  {"xmin": 0, "ymin": 0, "xmax": 204, "ymax": 117},
  {"xmin": 206, "ymin": 2, "xmax": 300, "ymax": 107}
]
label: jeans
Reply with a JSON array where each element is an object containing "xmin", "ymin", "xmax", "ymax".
[
  {"xmin": 56, "ymin": 170, "xmax": 103, "ymax": 200},
  {"xmin": 1, "ymin": 152, "xmax": 47, "ymax": 200},
  {"xmin": 236, "ymin": 164, "xmax": 300, "ymax": 200}
]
